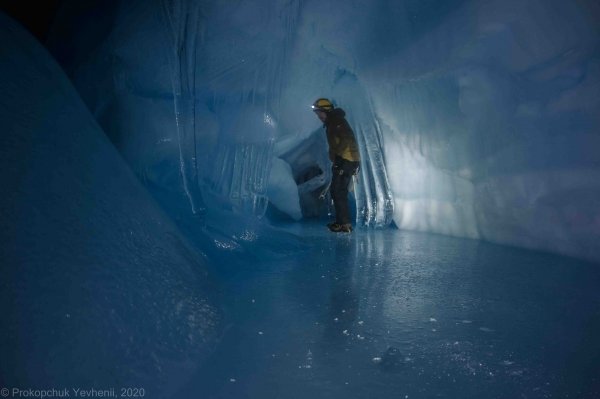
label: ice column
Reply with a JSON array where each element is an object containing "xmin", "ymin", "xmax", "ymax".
[
  {"xmin": 332, "ymin": 74, "xmax": 394, "ymax": 227},
  {"xmin": 209, "ymin": 139, "xmax": 274, "ymax": 217},
  {"xmin": 161, "ymin": 0, "xmax": 205, "ymax": 216},
  {"xmin": 352, "ymin": 107, "xmax": 395, "ymax": 228},
  {"xmin": 198, "ymin": 0, "xmax": 299, "ymax": 218}
]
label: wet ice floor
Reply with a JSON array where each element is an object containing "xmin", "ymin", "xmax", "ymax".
[{"xmin": 177, "ymin": 224, "xmax": 600, "ymax": 399}]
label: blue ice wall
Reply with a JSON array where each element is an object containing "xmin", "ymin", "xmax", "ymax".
[
  {"xmin": 357, "ymin": 0, "xmax": 600, "ymax": 261},
  {"xmin": 48, "ymin": 0, "xmax": 600, "ymax": 262},
  {"xmin": 0, "ymin": 12, "xmax": 222, "ymax": 395}
]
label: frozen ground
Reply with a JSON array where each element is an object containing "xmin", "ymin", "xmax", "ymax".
[{"xmin": 177, "ymin": 223, "xmax": 600, "ymax": 399}]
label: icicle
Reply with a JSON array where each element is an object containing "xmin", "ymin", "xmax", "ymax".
[
  {"xmin": 335, "ymin": 89, "xmax": 394, "ymax": 228},
  {"xmin": 160, "ymin": 0, "xmax": 206, "ymax": 217}
]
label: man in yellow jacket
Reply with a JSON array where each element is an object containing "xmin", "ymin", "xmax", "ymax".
[{"xmin": 312, "ymin": 98, "xmax": 361, "ymax": 233}]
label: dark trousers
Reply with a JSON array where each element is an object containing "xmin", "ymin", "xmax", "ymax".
[{"xmin": 331, "ymin": 156, "xmax": 360, "ymax": 224}]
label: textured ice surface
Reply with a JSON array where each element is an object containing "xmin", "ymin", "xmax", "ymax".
[
  {"xmin": 0, "ymin": 13, "xmax": 222, "ymax": 395},
  {"xmin": 175, "ymin": 223, "xmax": 600, "ymax": 399},
  {"xmin": 365, "ymin": 0, "xmax": 600, "ymax": 261}
]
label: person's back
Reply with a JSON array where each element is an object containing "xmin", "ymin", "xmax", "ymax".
[
  {"xmin": 324, "ymin": 108, "xmax": 360, "ymax": 163},
  {"xmin": 312, "ymin": 98, "xmax": 360, "ymax": 233}
]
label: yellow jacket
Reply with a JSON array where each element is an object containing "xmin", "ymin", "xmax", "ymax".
[{"xmin": 325, "ymin": 108, "xmax": 361, "ymax": 162}]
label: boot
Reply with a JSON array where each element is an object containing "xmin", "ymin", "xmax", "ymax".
[{"xmin": 328, "ymin": 223, "xmax": 352, "ymax": 233}]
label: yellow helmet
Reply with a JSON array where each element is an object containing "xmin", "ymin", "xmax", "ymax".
[{"xmin": 312, "ymin": 98, "xmax": 334, "ymax": 112}]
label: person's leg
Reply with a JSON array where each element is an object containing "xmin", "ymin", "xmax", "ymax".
[
  {"xmin": 330, "ymin": 165, "xmax": 342, "ymax": 223},
  {"xmin": 331, "ymin": 160, "xmax": 354, "ymax": 225}
]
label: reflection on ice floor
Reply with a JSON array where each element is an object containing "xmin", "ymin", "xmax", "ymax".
[{"xmin": 177, "ymin": 224, "xmax": 600, "ymax": 399}]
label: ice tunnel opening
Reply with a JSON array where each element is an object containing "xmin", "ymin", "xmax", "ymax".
[{"xmin": 269, "ymin": 127, "xmax": 331, "ymax": 222}]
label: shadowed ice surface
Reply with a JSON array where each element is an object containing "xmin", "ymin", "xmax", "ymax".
[{"xmin": 177, "ymin": 224, "xmax": 600, "ymax": 399}]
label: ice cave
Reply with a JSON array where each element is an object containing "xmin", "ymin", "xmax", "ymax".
[{"xmin": 1, "ymin": 0, "xmax": 599, "ymax": 398}]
